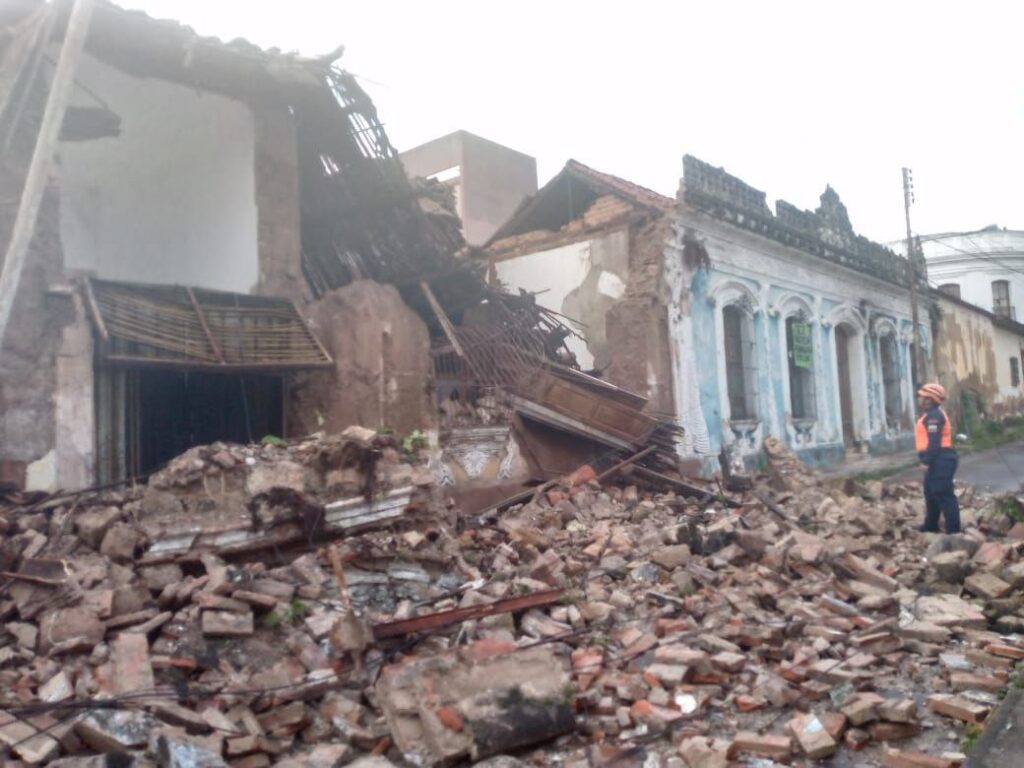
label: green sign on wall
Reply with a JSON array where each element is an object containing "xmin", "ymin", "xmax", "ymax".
[{"xmin": 792, "ymin": 322, "xmax": 813, "ymax": 369}]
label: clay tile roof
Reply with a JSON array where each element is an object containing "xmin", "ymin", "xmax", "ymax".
[{"xmin": 564, "ymin": 159, "xmax": 675, "ymax": 213}]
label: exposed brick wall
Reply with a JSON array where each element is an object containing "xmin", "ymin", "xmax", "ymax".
[
  {"xmin": 252, "ymin": 101, "xmax": 304, "ymax": 302},
  {"xmin": 582, "ymin": 194, "xmax": 634, "ymax": 229},
  {"xmin": 603, "ymin": 216, "xmax": 675, "ymax": 416}
]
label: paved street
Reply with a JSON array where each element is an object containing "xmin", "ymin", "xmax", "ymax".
[{"xmin": 887, "ymin": 440, "xmax": 1024, "ymax": 494}]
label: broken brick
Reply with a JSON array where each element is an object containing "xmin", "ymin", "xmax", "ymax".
[
  {"xmin": 927, "ymin": 694, "xmax": 989, "ymax": 723},
  {"xmin": 868, "ymin": 721, "xmax": 921, "ymax": 741},
  {"xmin": 786, "ymin": 713, "xmax": 838, "ymax": 759},
  {"xmin": 730, "ymin": 731, "xmax": 791, "ymax": 759},
  {"xmin": 201, "ymin": 610, "xmax": 254, "ymax": 637}
]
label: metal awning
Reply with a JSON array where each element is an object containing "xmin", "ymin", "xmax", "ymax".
[{"xmin": 84, "ymin": 278, "xmax": 332, "ymax": 372}]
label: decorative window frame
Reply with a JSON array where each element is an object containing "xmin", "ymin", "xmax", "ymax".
[
  {"xmin": 707, "ymin": 279, "xmax": 762, "ymax": 441},
  {"xmin": 772, "ymin": 293, "xmax": 819, "ymax": 439}
]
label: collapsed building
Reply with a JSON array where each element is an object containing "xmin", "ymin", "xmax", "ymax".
[
  {"xmin": 0, "ymin": 1, "xmax": 683, "ymax": 500},
  {"xmin": 487, "ymin": 155, "xmax": 933, "ymax": 472}
]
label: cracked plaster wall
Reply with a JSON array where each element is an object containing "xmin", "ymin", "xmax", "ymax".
[{"xmin": 493, "ymin": 229, "xmax": 630, "ymax": 371}]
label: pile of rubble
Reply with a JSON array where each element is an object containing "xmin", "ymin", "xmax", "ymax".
[{"xmin": 1, "ymin": 432, "xmax": 1022, "ymax": 767}]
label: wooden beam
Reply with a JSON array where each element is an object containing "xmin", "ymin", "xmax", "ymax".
[
  {"xmin": 81, "ymin": 277, "xmax": 109, "ymax": 342},
  {"xmin": 420, "ymin": 280, "xmax": 465, "ymax": 358},
  {"xmin": 372, "ymin": 588, "xmax": 564, "ymax": 640},
  {"xmin": 0, "ymin": 0, "xmax": 95, "ymax": 352},
  {"xmin": 185, "ymin": 286, "xmax": 225, "ymax": 363}
]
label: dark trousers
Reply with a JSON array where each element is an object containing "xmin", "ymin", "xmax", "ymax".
[{"xmin": 923, "ymin": 452, "xmax": 961, "ymax": 533}]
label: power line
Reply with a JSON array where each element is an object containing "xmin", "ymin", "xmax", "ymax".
[{"xmin": 924, "ymin": 234, "xmax": 1024, "ymax": 282}]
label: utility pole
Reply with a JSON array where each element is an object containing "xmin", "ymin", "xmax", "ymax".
[
  {"xmin": 0, "ymin": 0, "xmax": 95, "ymax": 352},
  {"xmin": 902, "ymin": 167, "xmax": 925, "ymax": 388}
]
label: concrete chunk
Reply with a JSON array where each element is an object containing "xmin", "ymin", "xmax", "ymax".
[
  {"xmin": 377, "ymin": 642, "xmax": 572, "ymax": 765},
  {"xmin": 75, "ymin": 709, "xmax": 159, "ymax": 751},
  {"xmin": 201, "ymin": 610, "xmax": 254, "ymax": 637}
]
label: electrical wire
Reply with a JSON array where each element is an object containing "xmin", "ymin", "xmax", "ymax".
[{"xmin": 925, "ymin": 232, "xmax": 1024, "ymax": 284}]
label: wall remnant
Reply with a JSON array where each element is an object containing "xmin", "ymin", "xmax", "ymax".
[{"xmin": 288, "ymin": 280, "xmax": 436, "ymax": 438}]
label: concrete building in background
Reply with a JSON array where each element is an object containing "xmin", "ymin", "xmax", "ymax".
[
  {"xmin": 400, "ymin": 131, "xmax": 537, "ymax": 245},
  {"xmin": 895, "ymin": 227, "xmax": 1024, "ymax": 320}
]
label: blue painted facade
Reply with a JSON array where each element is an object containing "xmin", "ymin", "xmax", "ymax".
[{"xmin": 667, "ymin": 157, "xmax": 928, "ymax": 472}]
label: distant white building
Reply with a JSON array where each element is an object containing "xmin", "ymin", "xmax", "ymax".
[{"xmin": 896, "ymin": 227, "xmax": 1024, "ymax": 321}]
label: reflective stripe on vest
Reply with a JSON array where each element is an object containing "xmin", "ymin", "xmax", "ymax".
[{"xmin": 915, "ymin": 407, "xmax": 953, "ymax": 452}]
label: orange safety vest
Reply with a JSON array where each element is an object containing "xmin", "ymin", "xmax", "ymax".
[{"xmin": 915, "ymin": 407, "xmax": 953, "ymax": 452}]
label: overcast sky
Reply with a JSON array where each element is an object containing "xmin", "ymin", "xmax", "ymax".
[{"xmin": 125, "ymin": 0, "xmax": 1021, "ymax": 244}]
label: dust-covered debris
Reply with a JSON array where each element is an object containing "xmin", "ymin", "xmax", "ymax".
[{"xmin": 0, "ymin": 435, "xmax": 1021, "ymax": 766}]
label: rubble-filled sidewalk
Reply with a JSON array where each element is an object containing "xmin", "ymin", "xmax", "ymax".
[{"xmin": 1, "ymin": 432, "xmax": 1023, "ymax": 767}]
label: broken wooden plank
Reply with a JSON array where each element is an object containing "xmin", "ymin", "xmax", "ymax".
[
  {"xmin": 421, "ymin": 280, "xmax": 466, "ymax": 358},
  {"xmin": 372, "ymin": 588, "xmax": 564, "ymax": 640},
  {"xmin": 593, "ymin": 446, "xmax": 657, "ymax": 484}
]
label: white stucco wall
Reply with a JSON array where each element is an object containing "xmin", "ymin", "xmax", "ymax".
[
  {"xmin": 493, "ymin": 229, "xmax": 630, "ymax": 370},
  {"xmin": 900, "ymin": 230, "xmax": 1024, "ymax": 320},
  {"xmin": 995, "ymin": 326, "xmax": 1024, "ymax": 401},
  {"xmin": 57, "ymin": 54, "xmax": 258, "ymax": 293}
]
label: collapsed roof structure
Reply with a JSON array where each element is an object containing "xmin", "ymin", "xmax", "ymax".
[{"xmin": 0, "ymin": 0, "xmax": 685, "ymax": 501}]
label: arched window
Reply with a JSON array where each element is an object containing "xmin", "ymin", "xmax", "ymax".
[
  {"xmin": 879, "ymin": 333, "xmax": 902, "ymax": 428},
  {"xmin": 723, "ymin": 305, "xmax": 757, "ymax": 420},
  {"xmin": 785, "ymin": 316, "xmax": 815, "ymax": 419},
  {"xmin": 938, "ymin": 283, "xmax": 961, "ymax": 299},
  {"xmin": 993, "ymin": 280, "xmax": 1013, "ymax": 318}
]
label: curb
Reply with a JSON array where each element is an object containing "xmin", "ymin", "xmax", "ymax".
[{"xmin": 964, "ymin": 684, "xmax": 1024, "ymax": 768}]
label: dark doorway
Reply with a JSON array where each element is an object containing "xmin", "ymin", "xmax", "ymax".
[
  {"xmin": 95, "ymin": 368, "xmax": 283, "ymax": 482},
  {"xmin": 835, "ymin": 325, "xmax": 855, "ymax": 446}
]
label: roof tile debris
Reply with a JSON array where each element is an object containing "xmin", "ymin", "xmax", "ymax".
[{"xmin": 0, "ymin": 431, "xmax": 1018, "ymax": 765}]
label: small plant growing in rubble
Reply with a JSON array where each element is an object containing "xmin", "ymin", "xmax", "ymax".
[
  {"xmin": 1012, "ymin": 668, "xmax": 1024, "ymax": 689},
  {"xmin": 402, "ymin": 429, "xmax": 429, "ymax": 456},
  {"xmin": 994, "ymin": 494, "xmax": 1024, "ymax": 523},
  {"xmin": 961, "ymin": 723, "xmax": 983, "ymax": 753},
  {"xmin": 591, "ymin": 633, "xmax": 610, "ymax": 648},
  {"xmin": 262, "ymin": 599, "xmax": 309, "ymax": 629},
  {"xmin": 261, "ymin": 434, "xmax": 286, "ymax": 447}
]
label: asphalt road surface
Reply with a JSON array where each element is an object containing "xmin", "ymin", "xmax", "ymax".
[{"xmin": 893, "ymin": 440, "xmax": 1024, "ymax": 493}]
